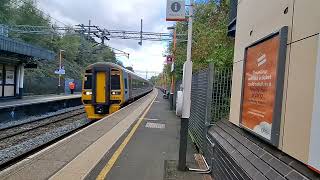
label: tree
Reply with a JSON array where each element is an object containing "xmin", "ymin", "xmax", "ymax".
[
  {"xmin": 149, "ymin": 76, "xmax": 158, "ymax": 85},
  {"xmin": 166, "ymin": 0, "xmax": 234, "ymax": 81},
  {"xmin": 2, "ymin": 0, "xmax": 117, "ymax": 80},
  {"xmin": 0, "ymin": 0, "xmax": 13, "ymax": 23}
]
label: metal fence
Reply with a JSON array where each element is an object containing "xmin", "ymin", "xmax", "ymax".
[
  {"xmin": 210, "ymin": 68, "xmax": 233, "ymax": 123},
  {"xmin": 181, "ymin": 63, "xmax": 232, "ymax": 159},
  {"xmin": 24, "ymin": 76, "xmax": 82, "ymax": 96},
  {"xmin": 189, "ymin": 67, "xmax": 211, "ymax": 152}
]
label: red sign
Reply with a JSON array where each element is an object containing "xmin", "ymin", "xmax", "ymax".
[{"xmin": 166, "ymin": 55, "xmax": 173, "ymax": 64}]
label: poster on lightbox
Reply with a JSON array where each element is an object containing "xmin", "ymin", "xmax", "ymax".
[{"xmin": 240, "ymin": 31, "xmax": 286, "ymax": 142}]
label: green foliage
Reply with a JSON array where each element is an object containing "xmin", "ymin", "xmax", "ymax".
[
  {"xmin": 1, "ymin": 0, "xmax": 117, "ymax": 79},
  {"xmin": 166, "ymin": 0, "xmax": 234, "ymax": 81},
  {"xmin": 0, "ymin": 0, "xmax": 13, "ymax": 23},
  {"xmin": 149, "ymin": 76, "xmax": 158, "ymax": 85}
]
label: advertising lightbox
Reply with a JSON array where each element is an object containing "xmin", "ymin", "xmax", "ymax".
[{"xmin": 240, "ymin": 27, "xmax": 288, "ymax": 146}]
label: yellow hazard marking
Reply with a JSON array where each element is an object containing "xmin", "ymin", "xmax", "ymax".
[{"xmin": 96, "ymin": 91, "xmax": 157, "ymax": 180}]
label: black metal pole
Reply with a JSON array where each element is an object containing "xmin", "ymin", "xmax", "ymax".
[
  {"xmin": 178, "ymin": 118, "xmax": 189, "ymax": 171},
  {"xmin": 169, "ymin": 93, "xmax": 174, "ymax": 110},
  {"xmin": 139, "ymin": 19, "xmax": 143, "ymax": 45}
]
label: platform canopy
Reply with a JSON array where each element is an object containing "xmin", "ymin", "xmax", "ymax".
[{"xmin": 0, "ymin": 35, "xmax": 55, "ymax": 61}]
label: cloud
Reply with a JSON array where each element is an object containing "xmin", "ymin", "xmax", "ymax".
[
  {"xmin": 117, "ymin": 40, "xmax": 166, "ymax": 78},
  {"xmin": 37, "ymin": 0, "xmax": 174, "ymax": 73}
]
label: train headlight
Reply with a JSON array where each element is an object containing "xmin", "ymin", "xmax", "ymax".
[
  {"xmin": 111, "ymin": 91, "xmax": 121, "ymax": 95},
  {"xmin": 85, "ymin": 91, "xmax": 92, "ymax": 95}
]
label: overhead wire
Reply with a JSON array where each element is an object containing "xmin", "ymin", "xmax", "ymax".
[{"xmin": 5, "ymin": 1, "xmax": 184, "ymax": 59}]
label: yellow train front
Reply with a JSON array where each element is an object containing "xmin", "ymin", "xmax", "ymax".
[{"xmin": 81, "ymin": 62, "xmax": 153, "ymax": 120}]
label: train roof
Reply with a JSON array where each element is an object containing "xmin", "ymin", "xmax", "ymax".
[{"xmin": 86, "ymin": 62, "xmax": 149, "ymax": 82}]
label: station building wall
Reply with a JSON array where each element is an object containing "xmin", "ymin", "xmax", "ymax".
[
  {"xmin": 0, "ymin": 57, "xmax": 23, "ymax": 99},
  {"xmin": 229, "ymin": 0, "xmax": 320, "ymax": 171}
]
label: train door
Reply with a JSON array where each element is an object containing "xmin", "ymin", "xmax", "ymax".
[
  {"xmin": 123, "ymin": 72, "xmax": 129, "ymax": 101},
  {"xmin": 92, "ymin": 67, "xmax": 110, "ymax": 114},
  {"xmin": 95, "ymin": 72, "xmax": 106, "ymax": 103}
]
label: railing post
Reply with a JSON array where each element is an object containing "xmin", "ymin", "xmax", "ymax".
[
  {"xmin": 169, "ymin": 92, "xmax": 174, "ymax": 110},
  {"xmin": 205, "ymin": 63, "xmax": 214, "ymax": 126},
  {"xmin": 204, "ymin": 63, "xmax": 214, "ymax": 159}
]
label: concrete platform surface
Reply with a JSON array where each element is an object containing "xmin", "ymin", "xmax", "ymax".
[
  {"xmin": 0, "ymin": 90, "xmax": 157, "ymax": 180},
  {"xmin": 0, "ymin": 94, "xmax": 81, "ymax": 109},
  {"xmin": 86, "ymin": 89, "xmax": 205, "ymax": 180}
]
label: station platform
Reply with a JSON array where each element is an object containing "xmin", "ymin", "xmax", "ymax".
[
  {"xmin": 0, "ymin": 93, "xmax": 82, "ymax": 123},
  {"xmin": 0, "ymin": 89, "xmax": 207, "ymax": 180},
  {"xmin": 0, "ymin": 93, "xmax": 81, "ymax": 109}
]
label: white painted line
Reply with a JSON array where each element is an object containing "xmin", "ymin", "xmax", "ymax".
[
  {"xmin": 49, "ymin": 90, "xmax": 158, "ymax": 180},
  {"xmin": 144, "ymin": 118, "xmax": 159, "ymax": 121},
  {"xmin": 145, "ymin": 122, "xmax": 165, "ymax": 129},
  {"xmin": 0, "ymin": 90, "xmax": 157, "ymax": 180}
]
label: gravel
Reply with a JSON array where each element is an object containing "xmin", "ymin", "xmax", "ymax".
[
  {"xmin": 0, "ymin": 117, "xmax": 90, "ymax": 165},
  {"xmin": 0, "ymin": 105, "xmax": 84, "ymax": 130},
  {"xmin": 0, "ymin": 109, "xmax": 85, "ymax": 140}
]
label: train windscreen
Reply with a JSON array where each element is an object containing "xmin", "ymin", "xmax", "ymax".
[
  {"xmin": 111, "ymin": 74, "xmax": 120, "ymax": 90},
  {"xmin": 84, "ymin": 74, "xmax": 92, "ymax": 89}
]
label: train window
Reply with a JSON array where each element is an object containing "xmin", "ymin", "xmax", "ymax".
[
  {"xmin": 111, "ymin": 74, "xmax": 121, "ymax": 90},
  {"xmin": 132, "ymin": 79, "xmax": 136, "ymax": 88},
  {"xmin": 84, "ymin": 74, "xmax": 92, "ymax": 89},
  {"xmin": 124, "ymin": 78, "xmax": 128, "ymax": 89}
]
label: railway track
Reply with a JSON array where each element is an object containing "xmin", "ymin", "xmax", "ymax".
[
  {"xmin": 0, "ymin": 108, "xmax": 85, "ymax": 141},
  {"xmin": 0, "ymin": 106, "xmax": 84, "ymax": 131},
  {"xmin": 0, "ymin": 108, "xmax": 93, "ymax": 169}
]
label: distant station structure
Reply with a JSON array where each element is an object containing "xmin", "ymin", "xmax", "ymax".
[{"xmin": 0, "ymin": 25, "xmax": 55, "ymax": 99}]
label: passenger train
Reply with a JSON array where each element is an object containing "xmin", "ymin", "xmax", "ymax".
[{"xmin": 82, "ymin": 62, "xmax": 153, "ymax": 119}]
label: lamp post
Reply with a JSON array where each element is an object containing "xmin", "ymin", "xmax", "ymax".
[
  {"xmin": 58, "ymin": 49, "xmax": 65, "ymax": 94},
  {"xmin": 178, "ymin": 0, "xmax": 194, "ymax": 171},
  {"xmin": 167, "ymin": 26, "xmax": 177, "ymax": 110},
  {"xmin": 165, "ymin": 0, "xmax": 193, "ymax": 171}
]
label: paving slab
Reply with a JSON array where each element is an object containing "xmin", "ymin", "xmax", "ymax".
[
  {"xmin": 87, "ymin": 89, "xmax": 205, "ymax": 180},
  {"xmin": 0, "ymin": 90, "xmax": 156, "ymax": 180}
]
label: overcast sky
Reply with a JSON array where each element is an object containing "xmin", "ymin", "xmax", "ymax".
[{"xmin": 37, "ymin": 0, "xmax": 176, "ymax": 77}]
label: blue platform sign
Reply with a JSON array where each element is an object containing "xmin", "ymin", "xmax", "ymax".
[{"xmin": 54, "ymin": 68, "xmax": 65, "ymax": 75}]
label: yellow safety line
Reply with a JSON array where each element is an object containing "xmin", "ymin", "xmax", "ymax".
[{"xmin": 96, "ymin": 91, "xmax": 158, "ymax": 180}]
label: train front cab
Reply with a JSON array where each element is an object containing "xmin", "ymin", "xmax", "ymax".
[{"xmin": 82, "ymin": 65, "xmax": 126, "ymax": 120}]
